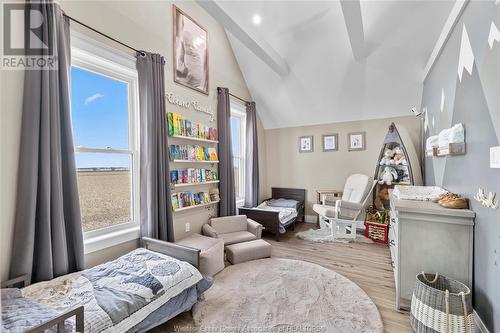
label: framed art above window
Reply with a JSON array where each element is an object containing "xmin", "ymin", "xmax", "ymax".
[
  {"xmin": 322, "ymin": 134, "xmax": 338, "ymax": 152},
  {"xmin": 173, "ymin": 5, "xmax": 209, "ymax": 95},
  {"xmin": 348, "ymin": 132, "xmax": 366, "ymax": 151}
]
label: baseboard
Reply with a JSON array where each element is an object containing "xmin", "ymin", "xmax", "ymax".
[
  {"xmin": 304, "ymin": 215, "xmax": 317, "ymax": 223},
  {"xmin": 474, "ymin": 310, "xmax": 490, "ymax": 333}
]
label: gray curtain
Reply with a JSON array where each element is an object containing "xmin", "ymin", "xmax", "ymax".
[
  {"xmin": 10, "ymin": 2, "xmax": 84, "ymax": 283},
  {"xmin": 217, "ymin": 87, "xmax": 237, "ymax": 216},
  {"xmin": 244, "ymin": 102, "xmax": 259, "ymax": 207},
  {"xmin": 137, "ymin": 52, "xmax": 174, "ymax": 242}
]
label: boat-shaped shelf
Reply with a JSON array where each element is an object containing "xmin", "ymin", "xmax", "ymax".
[{"xmin": 373, "ymin": 123, "xmax": 420, "ymax": 209}]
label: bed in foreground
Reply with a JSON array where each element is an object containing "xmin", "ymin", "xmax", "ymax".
[
  {"xmin": 1, "ymin": 238, "xmax": 212, "ymax": 333},
  {"xmin": 238, "ymin": 187, "xmax": 305, "ymax": 241}
]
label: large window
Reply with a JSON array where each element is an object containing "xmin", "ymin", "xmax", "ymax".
[
  {"xmin": 230, "ymin": 100, "xmax": 246, "ymax": 204},
  {"xmin": 71, "ymin": 33, "xmax": 139, "ymax": 238}
]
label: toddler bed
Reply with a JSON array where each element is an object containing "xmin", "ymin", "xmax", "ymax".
[
  {"xmin": 1, "ymin": 238, "xmax": 212, "ymax": 333},
  {"xmin": 238, "ymin": 187, "xmax": 305, "ymax": 241}
]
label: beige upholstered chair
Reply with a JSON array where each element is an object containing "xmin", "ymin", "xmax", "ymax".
[
  {"xmin": 313, "ymin": 174, "xmax": 376, "ymax": 239},
  {"xmin": 202, "ymin": 215, "xmax": 263, "ymax": 246}
]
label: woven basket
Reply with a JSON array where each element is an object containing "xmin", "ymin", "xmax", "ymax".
[{"xmin": 410, "ymin": 272, "xmax": 474, "ymax": 333}]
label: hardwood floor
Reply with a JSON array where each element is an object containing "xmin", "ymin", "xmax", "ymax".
[
  {"xmin": 265, "ymin": 223, "xmax": 411, "ymax": 333},
  {"xmin": 158, "ymin": 223, "xmax": 411, "ymax": 333}
]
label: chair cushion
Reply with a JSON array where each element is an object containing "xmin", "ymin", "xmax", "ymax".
[
  {"xmin": 342, "ymin": 174, "xmax": 371, "ymax": 203},
  {"xmin": 210, "ymin": 215, "xmax": 247, "ymax": 234},
  {"xmin": 225, "ymin": 239, "xmax": 272, "ymax": 264},
  {"xmin": 313, "ymin": 204, "xmax": 337, "ymax": 217},
  {"xmin": 218, "ymin": 231, "xmax": 257, "ymax": 245}
]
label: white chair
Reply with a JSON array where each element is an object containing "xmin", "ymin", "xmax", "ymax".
[{"xmin": 313, "ymin": 174, "xmax": 376, "ymax": 240}]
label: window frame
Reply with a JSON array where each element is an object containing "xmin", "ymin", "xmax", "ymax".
[
  {"xmin": 70, "ymin": 31, "xmax": 140, "ymax": 253},
  {"xmin": 230, "ymin": 99, "xmax": 247, "ymax": 206}
]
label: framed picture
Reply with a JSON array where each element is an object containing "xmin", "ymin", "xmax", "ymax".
[
  {"xmin": 299, "ymin": 136, "xmax": 314, "ymax": 153},
  {"xmin": 173, "ymin": 5, "xmax": 209, "ymax": 95},
  {"xmin": 322, "ymin": 134, "xmax": 338, "ymax": 152},
  {"xmin": 348, "ymin": 132, "xmax": 366, "ymax": 151}
]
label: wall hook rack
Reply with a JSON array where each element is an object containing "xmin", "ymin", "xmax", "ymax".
[{"xmin": 474, "ymin": 188, "xmax": 499, "ymax": 209}]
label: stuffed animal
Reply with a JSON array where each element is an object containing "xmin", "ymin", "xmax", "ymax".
[
  {"xmin": 392, "ymin": 146, "xmax": 407, "ymax": 165},
  {"xmin": 374, "ymin": 188, "xmax": 390, "ymax": 210},
  {"xmin": 378, "ymin": 166, "xmax": 398, "ymax": 185},
  {"xmin": 380, "ymin": 148, "xmax": 395, "ymax": 165}
]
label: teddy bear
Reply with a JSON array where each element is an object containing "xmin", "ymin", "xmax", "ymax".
[
  {"xmin": 392, "ymin": 146, "xmax": 407, "ymax": 165},
  {"xmin": 374, "ymin": 188, "xmax": 390, "ymax": 210}
]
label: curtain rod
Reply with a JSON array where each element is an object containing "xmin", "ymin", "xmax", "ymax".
[
  {"xmin": 229, "ymin": 92, "xmax": 250, "ymax": 105},
  {"xmin": 64, "ymin": 14, "xmax": 145, "ymax": 56}
]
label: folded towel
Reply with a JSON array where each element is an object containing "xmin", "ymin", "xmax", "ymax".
[
  {"xmin": 438, "ymin": 128, "xmax": 452, "ymax": 148},
  {"xmin": 426, "ymin": 135, "xmax": 439, "ymax": 150},
  {"xmin": 449, "ymin": 123, "xmax": 465, "ymax": 143}
]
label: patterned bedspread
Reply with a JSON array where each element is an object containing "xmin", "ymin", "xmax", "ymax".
[
  {"xmin": 17, "ymin": 248, "xmax": 202, "ymax": 333},
  {"xmin": 256, "ymin": 202, "xmax": 298, "ymax": 233}
]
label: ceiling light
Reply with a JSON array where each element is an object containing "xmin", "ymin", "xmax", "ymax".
[{"xmin": 252, "ymin": 14, "xmax": 261, "ymax": 25}]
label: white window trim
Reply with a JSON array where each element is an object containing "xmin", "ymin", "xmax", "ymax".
[
  {"xmin": 71, "ymin": 31, "xmax": 141, "ymax": 254},
  {"xmin": 230, "ymin": 98, "xmax": 246, "ymax": 206}
]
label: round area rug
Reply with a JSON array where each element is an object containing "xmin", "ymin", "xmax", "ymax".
[{"xmin": 190, "ymin": 258, "xmax": 383, "ymax": 333}]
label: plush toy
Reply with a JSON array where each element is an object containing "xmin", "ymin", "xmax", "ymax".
[
  {"xmin": 378, "ymin": 166, "xmax": 398, "ymax": 185},
  {"xmin": 374, "ymin": 188, "xmax": 390, "ymax": 210},
  {"xmin": 380, "ymin": 148, "xmax": 395, "ymax": 165},
  {"xmin": 392, "ymin": 146, "xmax": 407, "ymax": 165}
]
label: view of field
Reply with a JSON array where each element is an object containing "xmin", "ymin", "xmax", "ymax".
[{"xmin": 77, "ymin": 171, "xmax": 131, "ymax": 232}]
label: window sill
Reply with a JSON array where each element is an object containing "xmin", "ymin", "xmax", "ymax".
[{"xmin": 84, "ymin": 226, "xmax": 140, "ymax": 254}]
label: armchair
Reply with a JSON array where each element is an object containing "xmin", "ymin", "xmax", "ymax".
[
  {"xmin": 202, "ymin": 215, "xmax": 264, "ymax": 246},
  {"xmin": 313, "ymin": 174, "xmax": 376, "ymax": 240}
]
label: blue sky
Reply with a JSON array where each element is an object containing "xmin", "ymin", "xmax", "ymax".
[{"xmin": 71, "ymin": 67, "xmax": 129, "ymax": 168}]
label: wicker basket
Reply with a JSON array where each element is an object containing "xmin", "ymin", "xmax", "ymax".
[{"xmin": 410, "ymin": 272, "xmax": 474, "ymax": 333}]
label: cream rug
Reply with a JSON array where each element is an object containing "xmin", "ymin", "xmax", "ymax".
[
  {"xmin": 296, "ymin": 227, "xmax": 374, "ymax": 243},
  {"xmin": 168, "ymin": 258, "xmax": 383, "ymax": 333}
]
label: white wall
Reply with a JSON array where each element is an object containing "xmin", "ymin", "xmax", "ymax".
[{"xmin": 0, "ymin": 0, "xmax": 264, "ymax": 278}]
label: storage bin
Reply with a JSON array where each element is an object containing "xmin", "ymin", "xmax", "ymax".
[{"xmin": 410, "ymin": 272, "xmax": 474, "ymax": 333}]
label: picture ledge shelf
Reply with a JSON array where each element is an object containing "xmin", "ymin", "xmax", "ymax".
[
  {"xmin": 169, "ymin": 134, "xmax": 219, "ymax": 144},
  {"xmin": 173, "ymin": 180, "xmax": 220, "ymax": 188},
  {"xmin": 173, "ymin": 200, "xmax": 220, "ymax": 212},
  {"xmin": 172, "ymin": 159, "xmax": 219, "ymax": 164}
]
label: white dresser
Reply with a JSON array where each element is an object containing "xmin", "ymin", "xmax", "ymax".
[{"xmin": 389, "ymin": 193, "xmax": 475, "ymax": 310}]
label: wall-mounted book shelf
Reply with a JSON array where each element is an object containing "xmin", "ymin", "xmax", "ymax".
[
  {"xmin": 169, "ymin": 135, "xmax": 219, "ymax": 144},
  {"xmin": 172, "ymin": 180, "xmax": 220, "ymax": 189},
  {"xmin": 172, "ymin": 159, "xmax": 219, "ymax": 164},
  {"xmin": 173, "ymin": 200, "xmax": 220, "ymax": 213}
]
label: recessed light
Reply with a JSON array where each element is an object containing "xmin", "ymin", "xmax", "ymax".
[{"xmin": 252, "ymin": 14, "xmax": 262, "ymax": 25}]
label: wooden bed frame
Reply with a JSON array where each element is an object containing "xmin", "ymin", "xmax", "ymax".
[
  {"xmin": 2, "ymin": 238, "xmax": 200, "ymax": 333},
  {"xmin": 238, "ymin": 187, "xmax": 305, "ymax": 241}
]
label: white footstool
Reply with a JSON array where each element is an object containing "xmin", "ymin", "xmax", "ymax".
[
  {"xmin": 176, "ymin": 234, "xmax": 224, "ymax": 277},
  {"xmin": 225, "ymin": 239, "xmax": 272, "ymax": 265}
]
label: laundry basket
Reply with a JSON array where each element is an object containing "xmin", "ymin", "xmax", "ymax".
[{"xmin": 410, "ymin": 272, "xmax": 474, "ymax": 333}]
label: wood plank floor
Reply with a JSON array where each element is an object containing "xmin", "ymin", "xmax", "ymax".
[
  {"xmin": 157, "ymin": 223, "xmax": 411, "ymax": 333},
  {"xmin": 265, "ymin": 223, "xmax": 411, "ymax": 333}
]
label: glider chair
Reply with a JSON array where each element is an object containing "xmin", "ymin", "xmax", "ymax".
[{"xmin": 313, "ymin": 174, "xmax": 376, "ymax": 240}]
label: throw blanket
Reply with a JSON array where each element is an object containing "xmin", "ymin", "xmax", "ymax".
[
  {"xmin": 16, "ymin": 248, "xmax": 202, "ymax": 333},
  {"xmin": 256, "ymin": 202, "xmax": 298, "ymax": 233}
]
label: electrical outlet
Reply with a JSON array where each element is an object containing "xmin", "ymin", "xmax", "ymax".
[{"xmin": 185, "ymin": 223, "xmax": 190, "ymax": 233}]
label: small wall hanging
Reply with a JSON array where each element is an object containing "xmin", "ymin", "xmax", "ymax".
[
  {"xmin": 474, "ymin": 188, "xmax": 499, "ymax": 209},
  {"xmin": 299, "ymin": 136, "xmax": 314, "ymax": 153}
]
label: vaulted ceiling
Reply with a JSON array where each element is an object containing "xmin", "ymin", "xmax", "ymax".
[{"xmin": 199, "ymin": 0, "xmax": 455, "ymax": 129}]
